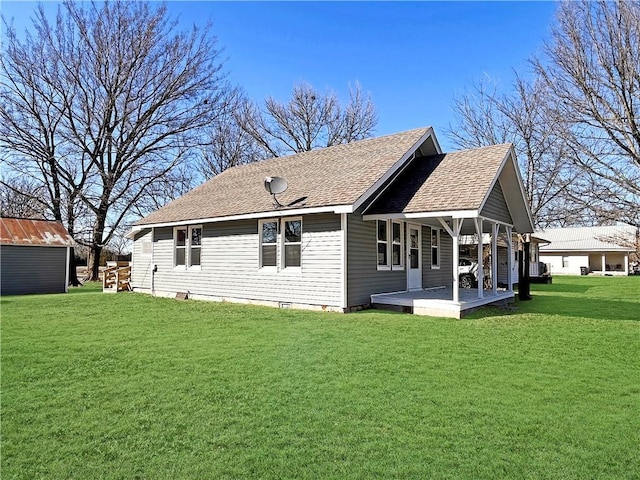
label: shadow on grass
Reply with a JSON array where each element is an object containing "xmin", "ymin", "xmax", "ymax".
[
  {"xmin": 531, "ymin": 282, "xmax": 591, "ymax": 294},
  {"xmin": 469, "ymin": 295, "xmax": 639, "ymax": 322}
]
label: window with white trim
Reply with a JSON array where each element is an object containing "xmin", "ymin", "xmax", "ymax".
[
  {"xmin": 284, "ymin": 219, "xmax": 302, "ymax": 268},
  {"xmin": 174, "ymin": 225, "xmax": 202, "ymax": 268},
  {"xmin": 392, "ymin": 221, "xmax": 404, "ymax": 268},
  {"xmin": 376, "ymin": 220, "xmax": 404, "ymax": 271},
  {"xmin": 377, "ymin": 220, "xmax": 389, "ymax": 269},
  {"xmin": 431, "ymin": 227, "xmax": 440, "ymax": 268},
  {"xmin": 260, "ymin": 220, "xmax": 278, "ymax": 268},
  {"xmin": 259, "ymin": 217, "xmax": 303, "ymax": 270}
]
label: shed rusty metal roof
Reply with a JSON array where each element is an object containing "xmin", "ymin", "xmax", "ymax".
[{"xmin": 0, "ymin": 218, "xmax": 74, "ymax": 247}]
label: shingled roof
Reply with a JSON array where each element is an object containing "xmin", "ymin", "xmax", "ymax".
[
  {"xmin": 136, "ymin": 127, "xmax": 435, "ymax": 226},
  {"xmin": 365, "ymin": 143, "xmax": 513, "ymax": 214}
]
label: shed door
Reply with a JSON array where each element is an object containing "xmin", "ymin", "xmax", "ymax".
[{"xmin": 407, "ymin": 224, "xmax": 422, "ymax": 290}]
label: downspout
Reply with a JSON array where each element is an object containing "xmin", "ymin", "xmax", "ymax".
[
  {"xmin": 65, "ymin": 246, "xmax": 70, "ymax": 293},
  {"xmin": 151, "ymin": 227, "xmax": 156, "ymax": 296},
  {"xmin": 519, "ymin": 233, "xmax": 532, "ymax": 300},
  {"xmin": 341, "ymin": 213, "xmax": 348, "ymax": 311}
]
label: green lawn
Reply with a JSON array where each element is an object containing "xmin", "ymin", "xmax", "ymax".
[{"xmin": 1, "ymin": 276, "xmax": 638, "ymax": 479}]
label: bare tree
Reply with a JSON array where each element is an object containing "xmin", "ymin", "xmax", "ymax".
[
  {"xmin": 0, "ymin": 176, "xmax": 47, "ymax": 218},
  {"xmin": 533, "ymin": 0, "xmax": 640, "ymax": 228},
  {"xmin": 448, "ymin": 76, "xmax": 579, "ymax": 227},
  {"xmin": 240, "ymin": 81, "xmax": 378, "ymax": 157},
  {"xmin": 196, "ymin": 91, "xmax": 266, "ymax": 178},
  {"xmin": 1, "ymin": 1, "xmax": 234, "ymax": 279}
]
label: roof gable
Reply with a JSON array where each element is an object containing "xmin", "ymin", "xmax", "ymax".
[
  {"xmin": 1, "ymin": 218, "xmax": 74, "ymax": 247},
  {"xmin": 364, "ymin": 143, "xmax": 534, "ymax": 233},
  {"xmin": 136, "ymin": 127, "xmax": 437, "ymax": 226}
]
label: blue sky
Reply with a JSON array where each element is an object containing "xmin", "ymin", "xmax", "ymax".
[{"xmin": 1, "ymin": 1, "xmax": 558, "ymax": 151}]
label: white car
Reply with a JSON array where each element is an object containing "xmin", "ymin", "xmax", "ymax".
[{"xmin": 458, "ymin": 257, "xmax": 478, "ymax": 288}]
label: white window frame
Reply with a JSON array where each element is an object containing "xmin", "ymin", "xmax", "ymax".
[
  {"xmin": 431, "ymin": 227, "xmax": 440, "ymax": 269},
  {"xmin": 173, "ymin": 225, "xmax": 202, "ymax": 270},
  {"xmin": 376, "ymin": 220, "xmax": 405, "ymax": 271},
  {"xmin": 282, "ymin": 217, "xmax": 302, "ymax": 271},
  {"xmin": 391, "ymin": 221, "xmax": 405, "ymax": 270},
  {"xmin": 377, "ymin": 220, "xmax": 391, "ymax": 270},
  {"xmin": 258, "ymin": 217, "xmax": 303, "ymax": 272},
  {"xmin": 259, "ymin": 219, "xmax": 279, "ymax": 271},
  {"xmin": 189, "ymin": 225, "xmax": 202, "ymax": 268}
]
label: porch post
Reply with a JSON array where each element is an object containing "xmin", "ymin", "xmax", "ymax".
[
  {"xmin": 474, "ymin": 217, "xmax": 484, "ymax": 299},
  {"xmin": 601, "ymin": 254, "xmax": 606, "ymax": 274},
  {"xmin": 506, "ymin": 226, "xmax": 513, "ymax": 293},
  {"xmin": 624, "ymin": 253, "xmax": 629, "ymax": 275},
  {"xmin": 439, "ymin": 217, "xmax": 463, "ymax": 303},
  {"xmin": 491, "ymin": 223, "xmax": 499, "ymax": 295}
]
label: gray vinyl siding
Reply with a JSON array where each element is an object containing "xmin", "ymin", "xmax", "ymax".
[
  {"xmin": 131, "ymin": 229, "xmax": 152, "ymax": 290},
  {"xmin": 481, "ymin": 181, "xmax": 513, "ymax": 225},
  {"xmin": 346, "ymin": 213, "xmax": 406, "ymax": 307},
  {"xmin": 423, "ymin": 227, "xmax": 454, "ymax": 288},
  {"xmin": 1, "ymin": 245, "xmax": 67, "ymax": 295},
  {"xmin": 143, "ymin": 213, "xmax": 342, "ymax": 307}
]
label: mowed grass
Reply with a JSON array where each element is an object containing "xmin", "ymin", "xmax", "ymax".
[{"xmin": 1, "ymin": 276, "xmax": 638, "ymax": 479}]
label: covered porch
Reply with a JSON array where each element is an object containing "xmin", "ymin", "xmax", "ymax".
[
  {"xmin": 360, "ymin": 143, "xmax": 534, "ymax": 318},
  {"xmin": 364, "ymin": 212, "xmax": 519, "ymax": 308},
  {"xmin": 371, "ymin": 286, "xmax": 514, "ymax": 319}
]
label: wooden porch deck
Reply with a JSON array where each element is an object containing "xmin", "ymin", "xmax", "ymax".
[{"xmin": 371, "ymin": 287, "xmax": 514, "ymax": 319}]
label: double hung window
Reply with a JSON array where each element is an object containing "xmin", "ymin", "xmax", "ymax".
[
  {"xmin": 431, "ymin": 228, "xmax": 440, "ymax": 268},
  {"xmin": 259, "ymin": 217, "xmax": 302, "ymax": 270},
  {"xmin": 174, "ymin": 225, "xmax": 202, "ymax": 268},
  {"xmin": 376, "ymin": 220, "xmax": 404, "ymax": 271}
]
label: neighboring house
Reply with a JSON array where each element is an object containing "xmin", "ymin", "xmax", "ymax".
[
  {"xmin": 1, "ymin": 217, "xmax": 75, "ymax": 295},
  {"xmin": 536, "ymin": 225, "xmax": 637, "ymax": 276},
  {"xmin": 128, "ymin": 127, "xmax": 534, "ymax": 318}
]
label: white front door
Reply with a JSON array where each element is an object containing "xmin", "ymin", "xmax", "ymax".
[{"xmin": 407, "ymin": 224, "xmax": 422, "ymax": 290}]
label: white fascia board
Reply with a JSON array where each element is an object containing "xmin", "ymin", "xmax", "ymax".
[
  {"xmin": 353, "ymin": 128, "xmax": 436, "ymax": 212},
  {"xmin": 125, "ymin": 226, "xmax": 142, "ymax": 239},
  {"xmin": 480, "ymin": 146, "xmax": 534, "ymax": 233},
  {"xmin": 363, "ymin": 210, "xmax": 479, "ymax": 221},
  {"xmin": 132, "ymin": 205, "xmax": 352, "ymax": 231}
]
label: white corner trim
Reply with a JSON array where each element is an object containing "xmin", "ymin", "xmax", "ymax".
[{"xmin": 341, "ymin": 213, "xmax": 348, "ymax": 310}]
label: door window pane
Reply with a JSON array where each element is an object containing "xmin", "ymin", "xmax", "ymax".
[{"xmin": 410, "ymin": 228, "xmax": 419, "ymax": 268}]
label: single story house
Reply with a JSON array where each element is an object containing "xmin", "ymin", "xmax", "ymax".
[
  {"xmin": 536, "ymin": 225, "xmax": 637, "ymax": 276},
  {"xmin": 128, "ymin": 127, "xmax": 534, "ymax": 318},
  {"xmin": 1, "ymin": 217, "xmax": 75, "ymax": 295}
]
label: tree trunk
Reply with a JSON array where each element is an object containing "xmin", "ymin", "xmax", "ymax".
[
  {"xmin": 88, "ymin": 244, "xmax": 103, "ymax": 281},
  {"xmin": 519, "ymin": 236, "xmax": 532, "ymax": 301},
  {"xmin": 68, "ymin": 249, "xmax": 83, "ymax": 286}
]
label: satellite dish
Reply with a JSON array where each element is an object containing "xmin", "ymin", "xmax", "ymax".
[
  {"xmin": 264, "ymin": 176, "xmax": 288, "ymax": 208},
  {"xmin": 264, "ymin": 176, "xmax": 288, "ymax": 195}
]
